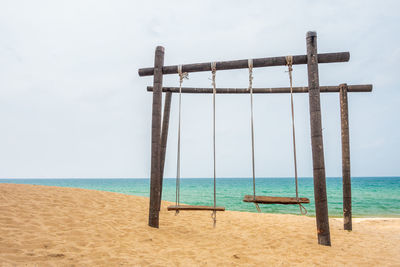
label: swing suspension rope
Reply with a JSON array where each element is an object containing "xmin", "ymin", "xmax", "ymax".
[
  {"xmin": 248, "ymin": 59, "xmax": 261, "ymax": 213},
  {"xmin": 173, "ymin": 64, "xmax": 221, "ymax": 226},
  {"xmin": 174, "ymin": 60, "xmax": 305, "ymax": 218},
  {"xmin": 286, "ymin": 55, "xmax": 307, "ymax": 215},
  {"xmin": 175, "ymin": 65, "xmax": 188, "ymax": 215},
  {"xmin": 211, "ymin": 62, "xmax": 217, "ymax": 227}
]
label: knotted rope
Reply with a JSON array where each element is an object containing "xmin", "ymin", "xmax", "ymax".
[
  {"xmin": 211, "ymin": 62, "xmax": 217, "ymax": 227},
  {"xmin": 286, "ymin": 56, "xmax": 307, "ymax": 215},
  {"xmin": 248, "ymin": 59, "xmax": 261, "ymax": 213},
  {"xmin": 175, "ymin": 65, "xmax": 188, "ymax": 216}
]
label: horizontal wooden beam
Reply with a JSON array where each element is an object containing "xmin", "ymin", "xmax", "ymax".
[
  {"xmin": 147, "ymin": 84, "xmax": 372, "ymax": 94},
  {"xmin": 138, "ymin": 52, "xmax": 350, "ymax": 77}
]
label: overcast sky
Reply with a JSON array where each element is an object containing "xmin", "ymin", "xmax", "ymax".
[{"xmin": 0, "ymin": 0, "xmax": 399, "ymax": 178}]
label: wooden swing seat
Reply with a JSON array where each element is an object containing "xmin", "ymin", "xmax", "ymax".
[
  {"xmin": 243, "ymin": 195, "xmax": 310, "ymax": 205},
  {"xmin": 167, "ymin": 205, "xmax": 225, "ymax": 211}
]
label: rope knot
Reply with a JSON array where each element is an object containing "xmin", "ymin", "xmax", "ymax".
[
  {"xmin": 248, "ymin": 59, "xmax": 253, "ymax": 92},
  {"xmin": 177, "ymin": 65, "xmax": 189, "ymax": 85},
  {"xmin": 211, "ymin": 62, "xmax": 217, "ymax": 73},
  {"xmin": 286, "ymin": 55, "xmax": 293, "ymax": 72},
  {"xmin": 211, "ymin": 62, "xmax": 217, "ymax": 93}
]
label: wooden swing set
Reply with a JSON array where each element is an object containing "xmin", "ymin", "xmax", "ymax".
[{"xmin": 138, "ymin": 31, "xmax": 373, "ymax": 246}]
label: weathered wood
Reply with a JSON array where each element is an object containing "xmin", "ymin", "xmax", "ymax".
[
  {"xmin": 148, "ymin": 46, "xmax": 164, "ymax": 228},
  {"xmin": 159, "ymin": 91, "xmax": 172, "ymax": 208},
  {"xmin": 167, "ymin": 205, "xmax": 225, "ymax": 211},
  {"xmin": 306, "ymin": 31, "xmax": 331, "ymax": 246},
  {"xmin": 243, "ymin": 195, "xmax": 310, "ymax": 204},
  {"xmin": 340, "ymin": 83, "xmax": 352, "ymax": 231},
  {"xmin": 138, "ymin": 52, "xmax": 350, "ymax": 76},
  {"xmin": 147, "ymin": 84, "xmax": 373, "ymax": 94}
]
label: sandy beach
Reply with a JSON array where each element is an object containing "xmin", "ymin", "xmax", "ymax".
[{"xmin": 0, "ymin": 183, "xmax": 399, "ymax": 266}]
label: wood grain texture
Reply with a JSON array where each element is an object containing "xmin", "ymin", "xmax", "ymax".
[
  {"xmin": 148, "ymin": 46, "xmax": 164, "ymax": 228},
  {"xmin": 138, "ymin": 52, "xmax": 350, "ymax": 76},
  {"xmin": 147, "ymin": 84, "xmax": 373, "ymax": 94},
  {"xmin": 340, "ymin": 83, "xmax": 352, "ymax": 231},
  {"xmin": 243, "ymin": 195, "xmax": 310, "ymax": 204},
  {"xmin": 306, "ymin": 31, "xmax": 331, "ymax": 246}
]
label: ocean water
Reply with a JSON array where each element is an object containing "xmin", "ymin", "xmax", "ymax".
[{"xmin": 1, "ymin": 177, "xmax": 399, "ymax": 217}]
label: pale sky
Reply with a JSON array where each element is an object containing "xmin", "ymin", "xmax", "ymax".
[{"xmin": 0, "ymin": 0, "xmax": 399, "ymax": 178}]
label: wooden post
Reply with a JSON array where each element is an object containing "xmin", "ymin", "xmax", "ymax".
[
  {"xmin": 159, "ymin": 91, "xmax": 172, "ymax": 206},
  {"xmin": 148, "ymin": 46, "xmax": 164, "ymax": 228},
  {"xmin": 306, "ymin": 31, "xmax": 331, "ymax": 246},
  {"xmin": 339, "ymin": 83, "xmax": 352, "ymax": 231}
]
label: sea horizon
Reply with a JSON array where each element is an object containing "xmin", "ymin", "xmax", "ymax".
[{"xmin": 2, "ymin": 177, "xmax": 399, "ymax": 218}]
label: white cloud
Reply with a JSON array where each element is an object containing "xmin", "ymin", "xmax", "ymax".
[{"xmin": 0, "ymin": 0, "xmax": 399, "ymax": 178}]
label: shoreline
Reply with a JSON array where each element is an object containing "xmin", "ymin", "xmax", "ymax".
[
  {"xmin": 1, "ymin": 182, "xmax": 398, "ymax": 219},
  {"xmin": 1, "ymin": 183, "xmax": 400, "ymax": 265}
]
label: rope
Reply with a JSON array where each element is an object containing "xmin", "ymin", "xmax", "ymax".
[
  {"xmin": 211, "ymin": 62, "xmax": 217, "ymax": 227},
  {"xmin": 248, "ymin": 59, "xmax": 261, "ymax": 213},
  {"xmin": 298, "ymin": 203, "xmax": 307, "ymax": 215},
  {"xmin": 175, "ymin": 65, "xmax": 188, "ymax": 216},
  {"xmin": 286, "ymin": 56, "xmax": 307, "ymax": 215}
]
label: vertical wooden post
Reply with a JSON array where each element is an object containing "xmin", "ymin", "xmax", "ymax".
[
  {"xmin": 149, "ymin": 46, "xmax": 165, "ymax": 228},
  {"xmin": 159, "ymin": 91, "xmax": 172, "ymax": 206},
  {"xmin": 306, "ymin": 31, "xmax": 331, "ymax": 246},
  {"xmin": 339, "ymin": 83, "xmax": 352, "ymax": 231}
]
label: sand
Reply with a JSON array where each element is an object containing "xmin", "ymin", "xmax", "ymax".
[{"xmin": 0, "ymin": 184, "xmax": 399, "ymax": 266}]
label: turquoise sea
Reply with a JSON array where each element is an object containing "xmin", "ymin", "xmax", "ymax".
[{"xmin": 1, "ymin": 177, "xmax": 399, "ymax": 217}]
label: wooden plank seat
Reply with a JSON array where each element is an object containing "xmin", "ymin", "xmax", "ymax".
[
  {"xmin": 167, "ymin": 205, "xmax": 225, "ymax": 211},
  {"xmin": 243, "ymin": 195, "xmax": 310, "ymax": 205}
]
